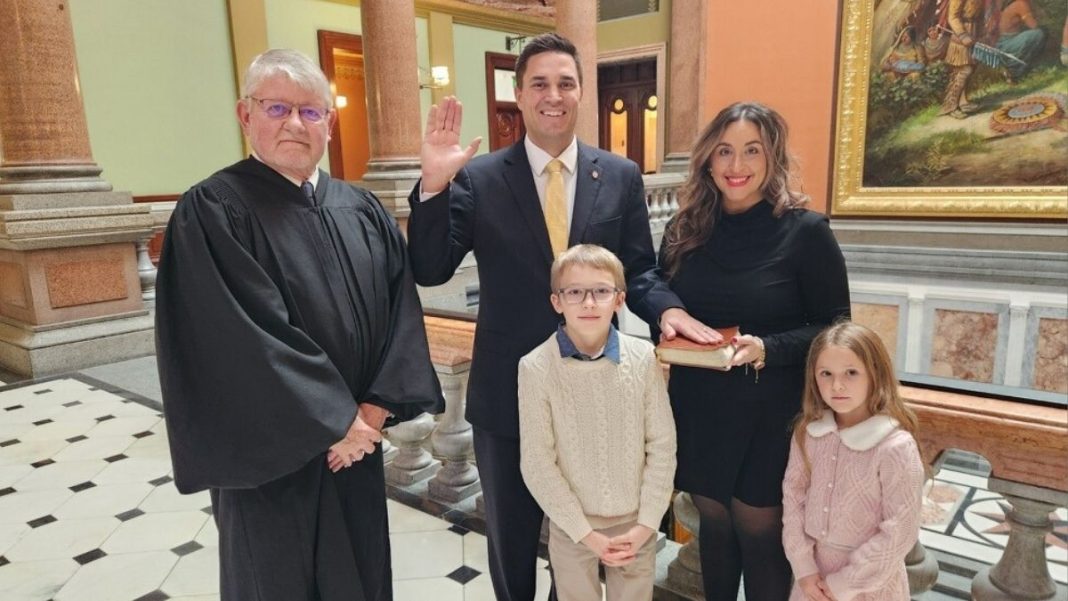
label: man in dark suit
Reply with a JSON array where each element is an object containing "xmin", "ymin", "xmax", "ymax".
[{"xmin": 407, "ymin": 33, "xmax": 717, "ymax": 601}]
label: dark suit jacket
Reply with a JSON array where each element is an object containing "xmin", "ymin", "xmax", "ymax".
[{"xmin": 407, "ymin": 139, "xmax": 682, "ymax": 438}]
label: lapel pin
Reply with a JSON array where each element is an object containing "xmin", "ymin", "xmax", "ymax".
[{"xmin": 591, "ymin": 170, "xmax": 599, "ymax": 180}]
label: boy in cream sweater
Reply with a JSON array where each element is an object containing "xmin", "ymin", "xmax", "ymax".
[{"xmin": 518, "ymin": 244, "xmax": 676, "ymax": 601}]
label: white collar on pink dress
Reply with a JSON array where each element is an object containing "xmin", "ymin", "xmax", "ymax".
[{"xmin": 806, "ymin": 413, "xmax": 900, "ymax": 451}]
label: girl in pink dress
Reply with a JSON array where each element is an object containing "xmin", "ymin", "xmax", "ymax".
[{"xmin": 782, "ymin": 322, "xmax": 925, "ymax": 601}]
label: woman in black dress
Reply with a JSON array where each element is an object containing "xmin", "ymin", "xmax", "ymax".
[{"xmin": 659, "ymin": 102, "xmax": 850, "ymax": 600}]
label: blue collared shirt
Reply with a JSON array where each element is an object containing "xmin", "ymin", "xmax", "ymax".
[{"xmin": 555, "ymin": 323, "xmax": 621, "ymax": 364}]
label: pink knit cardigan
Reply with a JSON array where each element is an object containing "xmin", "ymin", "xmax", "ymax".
[{"xmin": 782, "ymin": 413, "xmax": 925, "ymax": 601}]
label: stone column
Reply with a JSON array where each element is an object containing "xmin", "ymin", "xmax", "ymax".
[
  {"xmin": 972, "ymin": 478, "xmax": 1067, "ymax": 601},
  {"xmin": 428, "ymin": 358, "xmax": 480, "ymax": 503},
  {"xmin": 663, "ymin": 0, "xmax": 708, "ymax": 173},
  {"xmin": 665, "ymin": 493, "xmax": 704, "ymax": 598},
  {"xmin": 555, "ymin": 1, "xmax": 599, "ymax": 146},
  {"xmin": 358, "ymin": 0, "xmax": 423, "ymax": 222},
  {"xmin": 0, "ymin": 0, "xmax": 154, "ymax": 376}
]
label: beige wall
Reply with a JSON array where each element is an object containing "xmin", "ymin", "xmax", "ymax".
[
  {"xmin": 705, "ymin": 1, "xmax": 838, "ymax": 212},
  {"xmin": 597, "ymin": 0, "xmax": 671, "ymax": 52},
  {"xmin": 69, "ymin": 0, "xmax": 243, "ymax": 196}
]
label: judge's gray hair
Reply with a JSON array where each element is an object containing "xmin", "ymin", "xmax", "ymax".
[{"xmin": 242, "ymin": 49, "xmax": 332, "ymax": 108}]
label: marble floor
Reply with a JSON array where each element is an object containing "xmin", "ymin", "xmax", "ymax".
[
  {"xmin": 0, "ymin": 368, "xmax": 1064, "ymax": 601},
  {"xmin": 0, "ymin": 374, "xmax": 550, "ymax": 601}
]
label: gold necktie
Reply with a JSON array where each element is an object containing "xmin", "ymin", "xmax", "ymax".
[{"xmin": 544, "ymin": 158, "xmax": 568, "ymax": 257}]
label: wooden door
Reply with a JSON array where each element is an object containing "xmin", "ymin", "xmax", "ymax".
[
  {"xmin": 598, "ymin": 59, "xmax": 658, "ymax": 173},
  {"xmin": 485, "ymin": 52, "xmax": 525, "ymax": 151},
  {"xmin": 318, "ymin": 31, "xmax": 371, "ymax": 181}
]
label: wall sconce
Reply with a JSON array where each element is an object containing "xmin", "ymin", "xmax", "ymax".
[
  {"xmin": 419, "ymin": 65, "xmax": 450, "ymax": 89},
  {"xmin": 335, "ymin": 95, "xmax": 348, "ymax": 109}
]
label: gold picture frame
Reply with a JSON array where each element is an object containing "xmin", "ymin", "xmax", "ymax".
[{"xmin": 831, "ymin": 0, "xmax": 1068, "ymax": 219}]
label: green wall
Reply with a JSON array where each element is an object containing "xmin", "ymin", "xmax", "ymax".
[
  {"xmin": 69, "ymin": 0, "xmax": 242, "ymax": 196},
  {"xmin": 265, "ymin": 0, "xmax": 364, "ymax": 174},
  {"xmin": 597, "ymin": 0, "xmax": 671, "ymax": 52},
  {"xmin": 452, "ymin": 24, "xmax": 519, "ymax": 156},
  {"xmin": 67, "ymin": 0, "xmax": 535, "ymax": 191}
]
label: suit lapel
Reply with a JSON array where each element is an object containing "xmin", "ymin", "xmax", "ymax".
[
  {"xmin": 503, "ymin": 142, "xmax": 554, "ymax": 265},
  {"xmin": 570, "ymin": 143, "xmax": 601, "ymax": 245}
]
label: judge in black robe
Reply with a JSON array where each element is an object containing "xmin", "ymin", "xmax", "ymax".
[{"xmin": 156, "ymin": 156, "xmax": 443, "ymax": 599}]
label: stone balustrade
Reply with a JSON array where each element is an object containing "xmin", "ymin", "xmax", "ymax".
[
  {"xmin": 643, "ymin": 171, "xmax": 685, "ymax": 241},
  {"xmin": 383, "ymin": 313, "xmax": 1067, "ymax": 601},
  {"xmin": 903, "ymin": 386, "xmax": 1067, "ymax": 601}
]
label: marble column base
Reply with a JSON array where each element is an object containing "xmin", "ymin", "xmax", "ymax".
[
  {"xmin": 0, "ymin": 311, "xmax": 153, "ymax": 377},
  {"xmin": 358, "ymin": 158, "xmax": 421, "ymax": 220},
  {"xmin": 0, "ymin": 164, "xmax": 110, "ymax": 195}
]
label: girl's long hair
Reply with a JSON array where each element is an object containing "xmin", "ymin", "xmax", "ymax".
[
  {"xmin": 794, "ymin": 321, "xmax": 919, "ymax": 471},
  {"xmin": 661, "ymin": 101, "xmax": 808, "ymax": 278}
]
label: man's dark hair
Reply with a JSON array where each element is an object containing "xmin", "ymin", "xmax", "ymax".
[{"xmin": 515, "ymin": 32, "xmax": 582, "ymax": 88}]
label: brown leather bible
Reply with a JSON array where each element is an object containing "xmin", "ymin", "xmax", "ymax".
[{"xmin": 655, "ymin": 326, "xmax": 740, "ymax": 370}]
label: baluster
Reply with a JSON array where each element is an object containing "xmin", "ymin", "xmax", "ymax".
[
  {"xmin": 137, "ymin": 236, "xmax": 157, "ymax": 302},
  {"xmin": 972, "ymin": 479, "xmax": 1067, "ymax": 601},
  {"xmin": 382, "ymin": 412, "xmax": 440, "ymax": 486},
  {"xmin": 428, "ymin": 364, "xmax": 481, "ymax": 502}
]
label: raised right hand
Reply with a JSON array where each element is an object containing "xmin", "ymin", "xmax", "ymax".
[{"xmin": 421, "ymin": 96, "xmax": 482, "ymax": 194}]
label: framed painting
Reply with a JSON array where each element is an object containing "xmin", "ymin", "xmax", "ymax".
[{"xmin": 831, "ymin": 0, "xmax": 1068, "ymax": 219}]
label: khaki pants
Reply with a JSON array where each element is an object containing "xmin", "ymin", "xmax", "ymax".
[{"xmin": 548, "ymin": 520, "xmax": 657, "ymax": 601}]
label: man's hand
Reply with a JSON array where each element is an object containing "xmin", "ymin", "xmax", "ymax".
[
  {"xmin": 658, "ymin": 308, "xmax": 723, "ymax": 344},
  {"xmin": 602, "ymin": 524, "xmax": 654, "ymax": 567},
  {"xmin": 797, "ymin": 574, "xmax": 835, "ymax": 601},
  {"xmin": 326, "ymin": 404, "xmax": 387, "ymax": 472},
  {"xmin": 421, "ymin": 96, "xmax": 482, "ymax": 194}
]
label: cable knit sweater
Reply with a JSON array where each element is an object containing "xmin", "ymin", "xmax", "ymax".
[
  {"xmin": 518, "ymin": 331, "xmax": 676, "ymax": 544},
  {"xmin": 782, "ymin": 413, "xmax": 925, "ymax": 601}
]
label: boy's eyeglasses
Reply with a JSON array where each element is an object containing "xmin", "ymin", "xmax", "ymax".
[
  {"xmin": 247, "ymin": 97, "xmax": 329, "ymax": 123},
  {"xmin": 555, "ymin": 287, "xmax": 620, "ymax": 305}
]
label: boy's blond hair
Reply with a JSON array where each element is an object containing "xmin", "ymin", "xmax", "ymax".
[{"xmin": 550, "ymin": 244, "xmax": 626, "ymax": 291}]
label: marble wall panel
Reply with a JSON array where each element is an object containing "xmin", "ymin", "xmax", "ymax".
[
  {"xmin": 851, "ymin": 302, "xmax": 899, "ymax": 366},
  {"xmin": 1034, "ymin": 318, "xmax": 1067, "ymax": 394},
  {"xmin": 45, "ymin": 258, "xmax": 126, "ymax": 308},
  {"xmin": 930, "ymin": 309, "xmax": 998, "ymax": 383},
  {"xmin": 0, "ymin": 261, "xmax": 27, "ymax": 308}
]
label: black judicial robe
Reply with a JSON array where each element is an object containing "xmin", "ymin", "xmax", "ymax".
[{"xmin": 156, "ymin": 158, "xmax": 444, "ymax": 601}]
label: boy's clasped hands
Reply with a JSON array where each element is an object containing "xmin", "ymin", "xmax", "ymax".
[{"xmin": 581, "ymin": 524, "xmax": 655, "ymax": 567}]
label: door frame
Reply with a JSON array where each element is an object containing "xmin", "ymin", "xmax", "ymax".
[
  {"xmin": 318, "ymin": 30, "xmax": 364, "ymax": 179},
  {"xmin": 597, "ymin": 43, "xmax": 666, "ymax": 172},
  {"xmin": 485, "ymin": 51, "xmax": 523, "ymax": 151}
]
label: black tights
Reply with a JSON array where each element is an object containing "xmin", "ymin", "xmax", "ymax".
[{"xmin": 691, "ymin": 494, "xmax": 791, "ymax": 601}]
